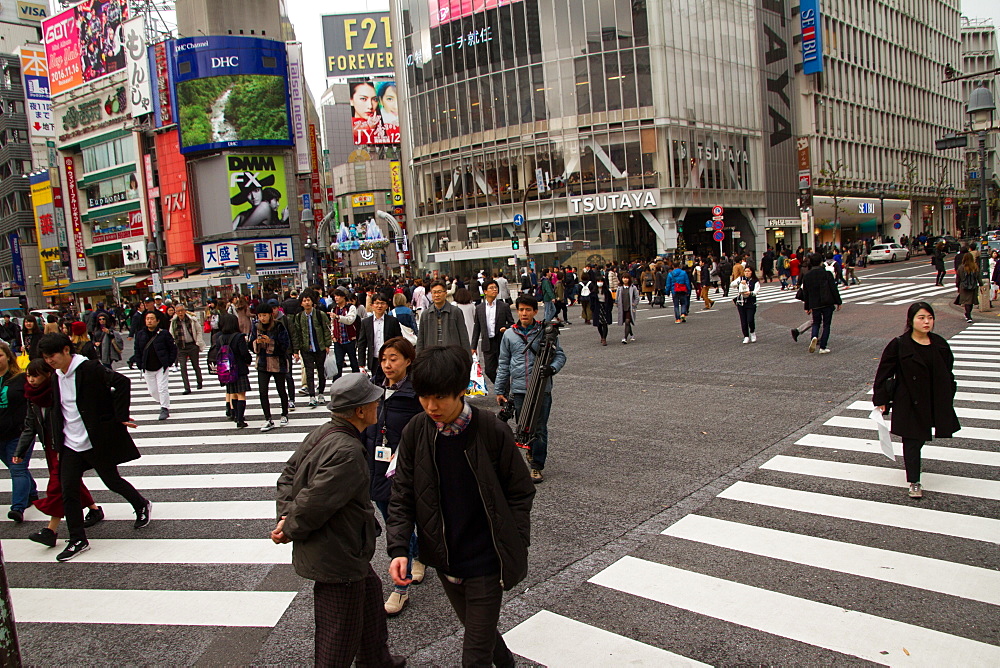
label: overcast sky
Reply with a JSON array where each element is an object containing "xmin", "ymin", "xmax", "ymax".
[{"xmin": 287, "ymin": 1, "xmax": 1000, "ymax": 101}]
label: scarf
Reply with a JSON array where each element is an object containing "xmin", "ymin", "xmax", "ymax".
[{"xmin": 23, "ymin": 377, "xmax": 53, "ymax": 408}]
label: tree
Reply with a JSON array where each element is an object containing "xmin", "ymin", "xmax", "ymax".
[
  {"xmin": 928, "ymin": 164, "xmax": 951, "ymax": 236},
  {"xmin": 818, "ymin": 158, "xmax": 849, "ymax": 244},
  {"xmin": 898, "ymin": 155, "xmax": 920, "ymax": 236}
]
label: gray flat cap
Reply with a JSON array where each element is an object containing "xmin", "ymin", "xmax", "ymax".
[{"xmin": 327, "ymin": 373, "xmax": 383, "ymax": 412}]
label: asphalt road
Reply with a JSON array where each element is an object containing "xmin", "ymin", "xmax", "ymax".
[{"xmin": 2, "ymin": 257, "xmax": 997, "ymax": 666}]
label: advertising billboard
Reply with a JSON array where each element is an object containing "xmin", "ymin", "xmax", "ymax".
[
  {"xmin": 286, "ymin": 42, "xmax": 310, "ymax": 174},
  {"xmin": 169, "ymin": 36, "xmax": 293, "ymax": 154},
  {"xmin": 322, "ymin": 13, "xmax": 393, "ymax": 78},
  {"xmin": 123, "ymin": 17, "xmax": 152, "ymax": 117},
  {"xmin": 30, "ymin": 173, "xmax": 61, "ymax": 287},
  {"xmin": 155, "ymin": 129, "xmax": 197, "ymax": 265},
  {"xmin": 201, "ymin": 237, "xmax": 294, "ymax": 271},
  {"xmin": 227, "ymin": 154, "xmax": 290, "ymax": 231},
  {"xmin": 429, "ymin": 0, "xmax": 524, "ymax": 28},
  {"xmin": 42, "ymin": 0, "xmax": 129, "ymax": 96},
  {"xmin": 390, "ymin": 161, "xmax": 404, "ymax": 205},
  {"xmin": 800, "ymin": 0, "xmax": 824, "ymax": 75},
  {"xmin": 349, "ymin": 79, "xmax": 400, "ymax": 145},
  {"xmin": 18, "ymin": 46, "xmax": 54, "ymax": 138}
]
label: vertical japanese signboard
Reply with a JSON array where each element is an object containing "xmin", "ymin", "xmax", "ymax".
[
  {"xmin": 8, "ymin": 233, "xmax": 25, "ymax": 289},
  {"xmin": 287, "ymin": 42, "xmax": 310, "ymax": 174},
  {"xmin": 19, "ymin": 46, "xmax": 54, "ymax": 138},
  {"xmin": 390, "ymin": 160, "xmax": 404, "ymax": 205},
  {"xmin": 30, "ymin": 173, "xmax": 60, "ymax": 286},
  {"xmin": 309, "ymin": 124, "xmax": 322, "ymax": 216},
  {"xmin": 800, "ymin": 0, "xmax": 824, "ymax": 75},
  {"xmin": 63, "ymin": 157, "xmax": 87, "ymax": 269},
  {"xmin": 123, "ymin": 17, "xmax": 152, "ymax": 117}
]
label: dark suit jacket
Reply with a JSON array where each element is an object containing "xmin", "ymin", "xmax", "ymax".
[
  {"xmin": 51, "ymin": 357, "xmax": 140, "ymax": 467},
  {"xmin": 357, "ymin": 313, "xmax": 403, "ymax": 368},
  {"xmin": 471, "ymin": 299, "xmax": 515, "ymax": 351}
]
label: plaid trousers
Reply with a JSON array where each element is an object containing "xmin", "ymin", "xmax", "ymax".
[{"xmin": 313, "ymin": 565, "xmax": 402, "ymax": 668}]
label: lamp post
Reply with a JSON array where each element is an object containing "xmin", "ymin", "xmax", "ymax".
[
  {"xmin": 520, "ymin": 181, "xmax": 538, "ymax": 269},
  {"xmin": 967, "ymin": 84, "xmax": 996, "ymax": 303}
]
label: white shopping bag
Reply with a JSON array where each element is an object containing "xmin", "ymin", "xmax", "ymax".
[
  {"xmin": 868, "ymin": 408, "xmax": 897, "ymax": 461},
  {"xmin": 466, "ymin": 353, "xmax": 487, "ymax": 396}
]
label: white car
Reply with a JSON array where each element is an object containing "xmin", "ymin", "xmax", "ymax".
[{"xmin": 867, "ymin": 243, "xmax": 910, "ymax": 263}]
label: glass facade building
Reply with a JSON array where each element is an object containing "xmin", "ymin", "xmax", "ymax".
[{"xmin": 393, "ymin": 0, "xmax": 780, "ymax": 271}]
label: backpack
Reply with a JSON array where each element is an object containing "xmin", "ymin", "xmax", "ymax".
[
  {"xmin": 961, "ymin": 269, "xmax": 980, "ymax": 291},
  {"xmin": 209, "ymin": 334, "xmax": 238, "ymax": 383}
]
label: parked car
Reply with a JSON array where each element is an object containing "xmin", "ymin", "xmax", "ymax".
[
  {"xmin": 867, "ymin": 243, "xmax": 910, "ymax": 263},
  {"xmin": 924, "ymin": 235, "xmax": 961, "ymax": 254}
]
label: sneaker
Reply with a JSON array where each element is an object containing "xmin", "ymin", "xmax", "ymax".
[
  {"xmin": 819, "ymin": 348, "xmax": 831, "ymax": 354},
  {"xmin": 629, "ymin": 335, "xmax": 635, "ymax": 342},
  {"xmin": 750, "ymin": 333, "xmax": 757, "ymax": 343},
  {"xmin": 411, "ymin": 559, "xmax": 426, "ymax": 584},
  {"xmin": 790, "ymin": 328, "xmax": 800, "ymax": 342},
  {"xmin": 808, "ymin": 336, "xmax": 819, "ymax": 353},
  {"xmin": 316, "ymin": 393, "xmax": 325, "ymax": 403},
  {"xmin": 236, "ymin": 421, "xmax": 248, "ymax": 429},
  {"xmin": 28, "ymin": 527, "xmax": 57, "ymax": 548},
  {"xmin": 530, "ymin": 468, "xmax": 544, "ymax": 483},
  {"xmin": 288, "ymin": 401, "xmax": 296, "ymax": 412},
  {"xmin": 7, "ymin": 509, "xmax": 23, "ymax": 523},
  {"xmin": 742, "ymin": 337, "xmax": 750, "ymax": 344},
  {"xmin": 908, "ymin": 482, "xmax": 923, "ymax": 499},
  {"xmin": 675, "ymin": 319, "xmax": 682, "ymax": 324},
  {"xmin": 966, "ymin": 317, "xmax": 974, "ymax": 323},
  {"xmin": 308, "ymin": 397, "xmax": 320, "ymax": 408},
  {"xmin": 83, "ymin": 506, "xmax": 105, "ymax": 528},
  {"xmin": 158, "ymin": 408, "xmax": 169, "ymax": 421},
  {"xmin": 681, "ymin": 315, "xmax": 687, "ymax": 322},
  {"xmin": 297, "ymin": 387, "xmax": 309, "ymax": 396},
  {"xmin": 280, "ymin": 416, "xmax": 289, "ymax": 426},
  {"xmin": 56, "ymin": 539, "xmax": 90, "ymax": 562},
  {"xmin": 384, "ymin": 591, "xmax": 408, "ymax": 616},
  {"xmin": 260, "ymin": 420, "xmax": 275, "ymax": 432},
  {"xmin": 134, "ymin": 501, "xmax": 152, "ymax": 529},
  {"xmin": 621, "ymin": 338, "xmax": 628, "ymax": 345}
]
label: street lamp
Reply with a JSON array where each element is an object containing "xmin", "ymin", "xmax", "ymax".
[{"xmin": 967, "ymin": 84, "xmax": 996, "ymax": 235}]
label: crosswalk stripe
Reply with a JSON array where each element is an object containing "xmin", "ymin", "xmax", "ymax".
[
  {"xmin": 29, "ymin": 450, "xmax": 294, "ymax": 469},
  {"xmin": 128, "ymin": 434, "xmax": 306, "ymax": 447},
  {"xmin": 825, "ymin": 414, "xmax": 1000, "ymax": 441},
  {"xmin": 845, "ymin": 400, "xmax": 1000, "ymax": 422},
  {"xmin": 851, "ymin": 283, "xmax": 941, "ymax": 304},
  {"xmin": 588, "ymin": 556, "xmax": 1000, "ymax": 667},
  {"xmin": 954, "ymin": 367, "xmax": 997, "ymax": 377},
  {"xmin": 947, "ymin": 346, "xmax": 1000, "ymax": 353},
  {"xmin": 4, "ymin": 538, "xmax": 290, "ymax": 564},
  {"xmin": 123, "ymin": 418, "xmax": 329, "ymax": 433},
  {"xmin": 760, "ymin": 455, "xmax": 1000, "ymax": 500},
  {"xmin": 503, "ymin": 610, "xmax": 712, "ymax": 668},
  {"xmin": 10, "ymin": 589, "xmax": 297, "ymax": 627},
  {"xmin": 718, "ymin": 481, "xmax": 1000, "ymax": 543},
  {"xmin": 129, "ymin": 407, "xmax": 314, "ymax": 421},
  {"xmin": 957, "ymin": 379, "xmax": 1000, "ymax": 390},
  {"xmin": 0, "ymin": 472, "xmax": 277, "ymax": 493},
  {"xmin": 952, "ymin": 353, "xmax": 1000, "ymax": 361},
  {"xmin": 795, "ymin": 432, "xmax": 1000, "ymax": 467},
  {"xmin": 880, "ymin": 285, "xmax": 957, "ymax": 305},
  {"xmin": 21, "ymin": 500, "xmax": 275, "ymax": 521},
  {"xmin": 954, "ymin": 360, "xmax": 1000, "ymax": 369},
  {"xmin": 661, "ymin": 515, "xmax": 1000, "ymax": 605},
  {"xmin": 866, "ymin": 387, "xmax": 1000, "ymax": 403}
]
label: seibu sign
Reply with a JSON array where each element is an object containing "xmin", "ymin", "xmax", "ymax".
[{"xmin": 569, "ymin": 189, "xmax": 659, "ymax": 214}]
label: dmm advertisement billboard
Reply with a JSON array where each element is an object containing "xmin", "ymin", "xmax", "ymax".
[
  {"xmin": 349, "ymin": 79, "xmax": 400, "ymax": 145},
  {"xmin": 169, "ymin": 36, "xmax": 293, "ymax": 154},
  {"xmin": 228, "ymin": 154, "xmax": 290, "ymax": 232},
  {"xmin": 42, "ymin": 0, "xmax": 129, "ymax": 96},
  {"xmin": 322, "ymin": 13, "xmax": 393, "ymax": 78},
  {"xmin": 429, "ymin": 0, "xmax": 524, "ymax": 28}
]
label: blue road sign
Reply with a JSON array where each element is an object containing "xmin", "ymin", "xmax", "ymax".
[
  {"xmin": 513, "ymin": 214, "xmax": 525, "ymax": 226},
  {"xmin": 713, "ymin": 231, "xmax": 725, "ymax": 242}
]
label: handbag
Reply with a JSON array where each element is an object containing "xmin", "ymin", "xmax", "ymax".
[
  {"xmin": 15, "ymin": 351, "xmax": 29, "ymax": 370},
  {"xmin": 203, "ymin": 319, "xmax": 212, "ymax": 333}
]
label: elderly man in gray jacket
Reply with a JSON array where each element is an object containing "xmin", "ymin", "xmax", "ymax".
[
  {"xmin": 416, "ymin": 280, "xmax": 469, "ymax": 350},
  {"xmin": 273, "ymin": 373, "xmax": 404, "ymax": 667}
]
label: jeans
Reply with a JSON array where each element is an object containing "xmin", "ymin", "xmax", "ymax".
[
  {"xmin": 509, "ymin": 392, "xmax": 552, "ymax": 469},
  {"xmin": 543, "ymin": 300, "xmax": 556, "ymax": 322},
  {"xmin": 258, "ymin": 370, "xmax": 289, "ymax": 421},
  {"xmin": 300, "ymin": 349, "xmax": 327, "ymax": 396},
  {"xmin": 437, "ymin": 572, "xmax": 515, "ymax": 668},
  {"xmin": 61, "ymin": 446, "xmax": 147, "ymax": 541},
  {"xmin": 810, "ymin": 306, "xmax": 835, "ymax": 349},
  {"xmin": 672, "ymin": 292, "xmax": 690, "ymax": 320},
  {"xmin": 374, "ymin": 499, "xmax": 418, "ymax": 594},
  {"xmin": 144, "ymin": 367, "xmax": 170, "ymax": 409},
  {"xmin": 1, "ymin": 436, "xmax": 36, "ymax": 512},
  {"xmin": 176, "ymin": 342, "xmax": 203, "ymax": 392},
  {"xmin": 331, "ymin": 340, "xmax": 359, "ymax": 384},
  {"xmin": 737, "ymin": 303, "xmax": 757, "ymax": 337},
  {"xmin": 902, "ymin": 438, "xmax": 924, "ymax": 483}
]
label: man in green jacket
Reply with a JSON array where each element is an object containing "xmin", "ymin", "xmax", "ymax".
[
  {"xmin": 287, "ymin": 289, "xmax": 332, "ymax": 407},
  {"xmin": 273, "ymin": 373, "xmax": 403, "ymax": 667}
]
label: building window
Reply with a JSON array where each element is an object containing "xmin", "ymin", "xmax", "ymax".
[{"xmin": 82, "ymin": 136, "xmax": 136, "ymax": 173}]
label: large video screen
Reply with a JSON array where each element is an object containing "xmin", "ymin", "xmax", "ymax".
[
  {"xmin": 429, "ymin": 0, "xmax": 523, "ymax": 28},
  {"xmin": 169, "ymin": 36, "xmax": 293, "ymax": 154},
  {"xmin": 43, "ymin": 0, "xmax": 129, "ymax": 96}
]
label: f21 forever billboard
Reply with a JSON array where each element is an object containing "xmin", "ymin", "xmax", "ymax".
[{"xmin": 168, "ymin": 36, "xmax": 293, "ymax": 154}]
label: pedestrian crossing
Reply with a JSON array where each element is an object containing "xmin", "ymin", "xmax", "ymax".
[
  {"xmin": 0, "ymin": 358, "xmax": 324, "ymax": 637},
  {"xmin": 504, "ymin": 324, "xmax": 1000, "ymax": 666},
  {"xmin": 749, "ymin": 280, "xmax": 958, "ymax": 306}
]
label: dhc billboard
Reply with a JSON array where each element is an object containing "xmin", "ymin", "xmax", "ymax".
[
  {"xmin": 168, "ymin": 36, "xmax": 293, "ymax": 154},
  {"xmin": 800, "ymin": 0, "xmax": 824, "ymax": 75}
]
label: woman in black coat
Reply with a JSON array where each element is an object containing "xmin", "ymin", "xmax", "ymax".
[
  {"xmin": 873, "ymin": 302, "xmax": 960, "ymax": 499},
  {"xmin": 931, "ymin": 243, "xmax": 947, "ymax": 286},
  {"xmin": 21, "ymin": 316, "xmax": 43, "ymax": 360},
  {"xmin": 588, "ymin": 277, "xmax": 615, "ymax": 346},
  {"xmin": 212, "ymin": 313, "xmax": 253, "ymax": 428},
  {"xmin": 364, "ymin": 336, "xmax": 424, "ymax": 615}
]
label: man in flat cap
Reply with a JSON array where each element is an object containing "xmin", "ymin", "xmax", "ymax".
[{"xmin": 273, "ymin": 373, "xmax": 404, "ymax": 667}]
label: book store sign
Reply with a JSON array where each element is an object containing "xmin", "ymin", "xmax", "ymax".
[
  {"xmin": 569, "ymin": 189, "xmax": 659, "ymax": 214},
  {"xmin": 57, "ymin": 87, "xmax": 128, "ymax": 142}
]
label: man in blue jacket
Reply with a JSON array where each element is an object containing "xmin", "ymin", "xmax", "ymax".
[{"xmin": 495, "ymin": 295, "xmax": 566, "ymax": 483}]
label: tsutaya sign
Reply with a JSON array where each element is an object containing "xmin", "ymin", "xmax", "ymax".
[{"xmin": 569, "ymin": 190, "xmax": 659, "ymax": 214}]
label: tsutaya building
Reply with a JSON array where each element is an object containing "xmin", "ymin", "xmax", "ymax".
[{"xmin": 392, "ymin": 0, "xmax": 800, "ymax": 273}]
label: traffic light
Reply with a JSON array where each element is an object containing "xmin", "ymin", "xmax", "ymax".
[{"xmin": 511, "ymin": 237, "xmax": 520, "ymax": 250}]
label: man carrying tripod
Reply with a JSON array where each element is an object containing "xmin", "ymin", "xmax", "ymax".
[{"xmin": 495, "ymin": 295, "xmax": 567, "ymax": 483}]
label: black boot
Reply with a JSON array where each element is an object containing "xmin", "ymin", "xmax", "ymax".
[
  {"xmin": 225, "ymin": 401, "xmax": 233, "ymax": 419},
  {"xmin": 235, "ymin": 400, "xmax": 248, "ymax": 428}
]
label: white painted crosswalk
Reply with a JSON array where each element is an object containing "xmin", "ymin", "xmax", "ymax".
[
  {"xmin": 745, "ymin": 280, "xmax": 964, "ymax": 306},
  {"xmin": 505, "ymin": 324, "xmax": 1000, "ymax": 666}
]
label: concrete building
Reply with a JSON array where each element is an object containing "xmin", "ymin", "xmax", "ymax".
[
  {"xmin": 798, "ymin": 0, "xmax": 965, "ymax": 247},
  {"xmin": 960, "ymin": 17, "xmax": 998, "ymax": 233}
]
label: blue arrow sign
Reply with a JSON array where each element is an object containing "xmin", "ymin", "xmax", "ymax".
[{"xmin": 513, "ymin": 214, "xmax": 525, "ymax": 226}]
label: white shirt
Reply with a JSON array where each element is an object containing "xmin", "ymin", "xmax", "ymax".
[
  {"xmin": 373, "ymin": 314, "xmax": 385, "ymax": 356},
  {"xmin": 57, "ymin": 354, "xmax": 92, "ymax": 453},
  {"xmin": 496, "ymin": 276, "xmax": 510, "ymax": 301},
  {"xmin": 484, "ymin": 298, "xmax": 497, "ymax": 338}
]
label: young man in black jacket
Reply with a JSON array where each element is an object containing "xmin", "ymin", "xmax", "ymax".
[
  {"xmin": 133, "ymin": 311, "xmax": 178, "ymax": 420},
  {"xmin": 388, "ymin": 345, "xmax": 535, "ymax": 668}
]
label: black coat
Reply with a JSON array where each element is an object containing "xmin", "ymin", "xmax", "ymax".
[
  {"xmin": 50, "ymin": 358, "xmax": 140, "ymax": 466},
  {"xmin": 249, "ymin": 319, "xmax": 291, "ymax": 373},
  {"xmin": 470, "ymin": 299, "xmax": 515, "ymax": 352},
  {"xmin": 356, "ymin": 314, "xmax": 403, "ymax": 369},
  {"xmin": 16, "ymin": 400, "xmax": 57, "ymax": 458},
  {"xmin": 130, "ymin": 308, "xmax": 169, "ymax": 337},
  {"xmin": 799, "ymin": 266, "xmax": 842, "ymax": 310},
  {"xmin": 873, "ymin": 333, "xmax": 960, "ymax": 441},
  {"xmin": 589, "ymin": 287, "xmax": 615, "ymax": 326},
  {"xmin": 364, "ymin": 378, "xmax": 423, "ymax": 503},
  {"xmin": 133, "ymin": 327, "xmax": 177, "ymax": 370},
  {"xmin": 0, "ymin": 374, "xmax": 27, "ymax": 441},
  {"xmin": 22, "ymin": 331, "xmax": 42, "ymax": 359}
]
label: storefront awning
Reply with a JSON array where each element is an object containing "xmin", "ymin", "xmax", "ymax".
[
  {"xmin": 62, "ymin": 278, "xmax": 114, "ymax": 294},
  {"xmin": 161, "ymin": 270, "xmax": 189, "ymax": 282},
  {"xmin": 118, "ymin": 275, "xmax": 146, "ymax": 287},
  {"xmin": 426, "ymin": 240, "xmax": 591, "ymax": 264}
]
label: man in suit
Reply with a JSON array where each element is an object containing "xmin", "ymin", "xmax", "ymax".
[
  {"xmin": 357, "ymin": 293, "xmax": 402, "ymax": 385},
  {"xmin": 37, "ymin": 333, "xmax": 151, "ymax": 562},
  {"xmin": 471, "ymin": 279, "xmax": 515, "ymax": 385}
]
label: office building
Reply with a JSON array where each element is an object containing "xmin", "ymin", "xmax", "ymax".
[{"xmin": 961, "ymin": 17, "xmax": 998, "ymax": 233}]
